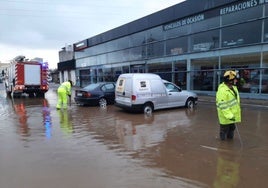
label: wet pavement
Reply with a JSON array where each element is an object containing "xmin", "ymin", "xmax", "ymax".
[{"xmin": 0, "ymin": 83, "xmax": 268, "ymax": 188}]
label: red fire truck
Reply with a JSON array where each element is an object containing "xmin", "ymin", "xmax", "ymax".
[{"xmin": 5, "ymin": 56, "xmax": 49, "ymax": 98}]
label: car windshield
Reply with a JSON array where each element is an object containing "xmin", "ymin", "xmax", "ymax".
[{"xmin": 83, "ymin": 83, "xmax": 101, "ymax": 90}]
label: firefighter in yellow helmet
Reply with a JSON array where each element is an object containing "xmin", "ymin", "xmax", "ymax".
[
  {"xmin": 216, "ymin": 70, "xmax": 241, "ymax": 140},
  {"xmin": 56, "ymin": 80, "xmax": 73, "ymax": 110}
]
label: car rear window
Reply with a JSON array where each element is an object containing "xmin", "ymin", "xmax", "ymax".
[
  {"xmin": 84, "ymin": 83, "xmax": 100, "ymax": 90},
  {"xmin": 102, "ymin": 83, "xmax": 115, "ymax": 91}
]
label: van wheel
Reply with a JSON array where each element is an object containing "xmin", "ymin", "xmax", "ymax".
[
  {"xmin": 99, "ymin": 98, "xmax": 107, "ymax": 108},
  {"xmin": 185, "ymin": 98, "xmax": 194, "ymax": 108},
  {"xmin": 143, "ymin": 103, "xmax": 153, "ymax": 114}
]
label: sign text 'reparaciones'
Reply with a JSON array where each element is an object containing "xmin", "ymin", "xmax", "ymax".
[{"xmin": 220, "ymin": 0, "xmax": 258, "ymax": 15}]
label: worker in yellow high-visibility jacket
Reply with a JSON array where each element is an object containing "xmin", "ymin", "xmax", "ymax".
[
  {"xmin": 56, "ymin": 80, "xmax": 73, "ymax": 110},
  {"xmin": 216, "ymin": 70, "xmax": 241, "ymax": 140}
]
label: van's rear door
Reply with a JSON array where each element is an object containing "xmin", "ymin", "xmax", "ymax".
[{"xmin": 115, "ymin": 76, "xmax": 132, "ymax": 106}]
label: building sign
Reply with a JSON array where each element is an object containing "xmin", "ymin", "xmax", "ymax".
[
  {"xmin": 163, "ymin": 14, "xmax": 205, "ymax": 31},
  {"xmin": 164, "ymin": 0, "xmax": 268, "ymax": 31},
  {"xmin": 74, "ymin": 40, "xmax": 88, "ymax": 51},
  {"xmin": 220, "ymin": 0, "xmax": 258, "ymax": 15},
  {"xmin": 220, "ymin": 0, "xmax": 268, "ymax": 15}
]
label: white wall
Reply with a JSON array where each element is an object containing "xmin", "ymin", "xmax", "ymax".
[{"xmin": 59, "ymin": 70, "xmax": 76, "ymax": 85}]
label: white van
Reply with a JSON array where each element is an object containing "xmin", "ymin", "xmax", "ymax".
[{"xmin": 115, "ymin": 73, "xmax": 198, "ymax": 113}]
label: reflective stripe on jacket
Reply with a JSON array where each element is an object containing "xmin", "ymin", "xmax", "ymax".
[
  {"xmin": 216, "ymin": 82, "xmax": 241, "ymax": 125},
  {"xmin": 58, "ymin": 81, "xmax": 71, "ymax": 95}
]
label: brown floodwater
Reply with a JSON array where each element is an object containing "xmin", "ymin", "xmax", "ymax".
[{"xmin": 0, "ymin": 83, "xmax": 267, "ymax": 188}]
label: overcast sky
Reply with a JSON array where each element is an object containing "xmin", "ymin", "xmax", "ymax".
[{"xmin": 0, "ymin": 0, "xmax": 185, "ymax": 69}]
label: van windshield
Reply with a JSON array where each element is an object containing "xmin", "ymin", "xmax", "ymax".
[{"xmin": 164, "ymin": 83, "xmax": 180, "ymax": 92}]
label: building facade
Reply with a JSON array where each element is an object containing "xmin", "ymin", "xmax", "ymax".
[
  {"xmin": 58, "ymin": 45, "xmax": 76, "ymax": 85},
  {"xmin": 63, "ymin": 0, "xmax": 268, "ymax": 99}
]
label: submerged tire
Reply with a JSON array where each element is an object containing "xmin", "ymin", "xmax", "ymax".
[
  {"xmin": 185, "ymin": 98, "xmax": 194, "ymax": 108},
  {"xmin": 143, "ymin": 103, "xmax": 153, "ymax": 114},
  {"xmin": 99, "ymin": 98, "xmax": 107, "ymax": 108}
]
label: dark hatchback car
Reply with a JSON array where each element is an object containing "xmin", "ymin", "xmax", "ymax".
[{"xmin": 74, "ymin": 82, "xmax": 116, "ymax": 107}]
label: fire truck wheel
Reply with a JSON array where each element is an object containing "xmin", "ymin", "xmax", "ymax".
[
  {"xmin": 36, "ymin": 92, "xmax": 45, "ymax": 98},
  {"xmin": 29, "ymin": 93, "xmax": 35, "ymax": 98}
]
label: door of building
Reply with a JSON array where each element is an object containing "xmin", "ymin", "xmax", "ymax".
[{"xmin": 130, "ymin": 65, "xmax": 145, "ymax": 73}]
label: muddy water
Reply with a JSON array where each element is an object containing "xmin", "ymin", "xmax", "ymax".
[{"xmin": 0, "ymin": 83, "xmax": 268, "ymax": 188}]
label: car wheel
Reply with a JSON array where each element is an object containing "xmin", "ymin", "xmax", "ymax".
[
  {"xmin": 99, "ymin": 98, "xmax": 107, "ymax": 108},
  {"xmin": 143, "ymin": 103, "xmax": 153, "ymax": 114},
  {"xmin": 185, "ymin": 98, "xmax": 194, "ymax": 108}
]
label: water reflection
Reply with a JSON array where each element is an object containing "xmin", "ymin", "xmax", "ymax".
[
  {"xmin": 42, "ymin": 99, "xmax": 52, "ymax": 138},
  {"xmin": 57, "ymin": 109, "xmax": 73, "ymax": 135},
  {"xmin": 213, "ymin": 153, "xmax": 240, "ymax": 188},
  {"xmin": 115, "ymin": 108, "xmax": 194, "ymax": 151},
  {"xmin": 11, "ymin": 98, "xmax": 52, "ymax": 139},
  {"xmin": 13, "ymin": 101, "xmax": 29, "ymax": 136}
]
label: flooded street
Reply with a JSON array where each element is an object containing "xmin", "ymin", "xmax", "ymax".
[{"xmin": 0, "ymin": 83, "xmax": 268, "ymax": 188}]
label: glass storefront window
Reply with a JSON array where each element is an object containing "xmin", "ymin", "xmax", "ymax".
[
  {"xmin": 75, "ymin": 43, "xmax": 107, "ymax": 58},
  {"xmin": 147, "ymin": 26, "xmax": 164, "ymax": 41},
  {"xmin": 76, "ymin": 57, "xmax": 97, "ymax": 68},
  {"xmin": 222, "ymin": 20, "xmax": 262, "ymax": 47},
  {"xmin": 147, "ymin": 61, "xmax": 172, "ymax": 81},
  {"xmin": 107, "ymin": 50, "xmax": 130, "ymax": 64},
  {"xmin": 130, "ymin": 46, "xmax": 143, "ymax": 60},
  {"xmin": 129, "ymin": 31, "xmax": 147, "ymax": 47},
  {"xmin": 248, "ymin": 69, "xmax": 268, "ymax": 94},
  {"xmin": 130, "ymin": 64, "xmax": 145, "ymax": 73},
  {"xmin": 261, "ymin": 52, "xmax": 268, "ymax": 93},
  {"xmin": 263, "ymin": 52, "xmax": 268, "ymax": 68},
  {"xmin": 191, "ymin": 16, "xmax": 220, "ymax": 33},
  {"xmin": 75, "ymin": 47, "xmax": 92, "ymax": 58},
  {"xmin": 79, "ymin": 69, "xmax": 91, "ymax": 87},
  {"xmin": 261, "ymin": 68, "xmax": 268, "ymax": 93},
  {"xmin": 191, "ymin": 29, "xmax": 219, "ymax": 52},
  {"xmin": 97, "ymin": 68, "xmax": 104, "ymax": 82},
  {"xmin": 103, "ymin": 67, "xmax": 113, "ymax": 82},
  {"xmin": 166, "ymin": 36, "xmax": 188, "ymax": 56},
  {"xmin": 112, "ymin": 67, "xmax": 122, "ymax": 82},
  {"xmin": 95, "ymin": 54, "xmax": 107, "ymax": 65},
  {"xmin": 222, "ymin": 5, "xmax": 262, "ymax": 26},
  {"xmin": 106, "ymin": 37, "xmax": 129, "ymax": 52},
  {"xmin": 191, "ymin": 57, "xmax": 219, "ymax": 91},
  {"xmin": 122, "ymin": 66, "xmax": 130, "ymax": 73},
  {"xmin": 263, "ymin": 18, "xmax": 268, "ymax": 42},
  {"xmin": 174, "ymin": 60, "xmax": 187, "ymax": 89},
  {"xmin": 76, "ymin": 58, "xmax": 86, "ymax": 68},
  {"xmin": 142, "ymin": 40, "xmax": 164, "ymax": 59},
  {"xmin": 221, "ymin": 53, "xmax": 261, "ymax": 93},
  {"xmin": 90, "ymin": 43, "xmax": 107, "ymax": 55},
  {"xmin": 165, "ymin": 24, "xmax": 190, "ymax": 39},
  {"xmin": 107, "ymin": 52, "xmax": 117, "ymax": 64},
  {"xmin": 266, "ymin": 4, "xmax": 268, "ymax": 16}
]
